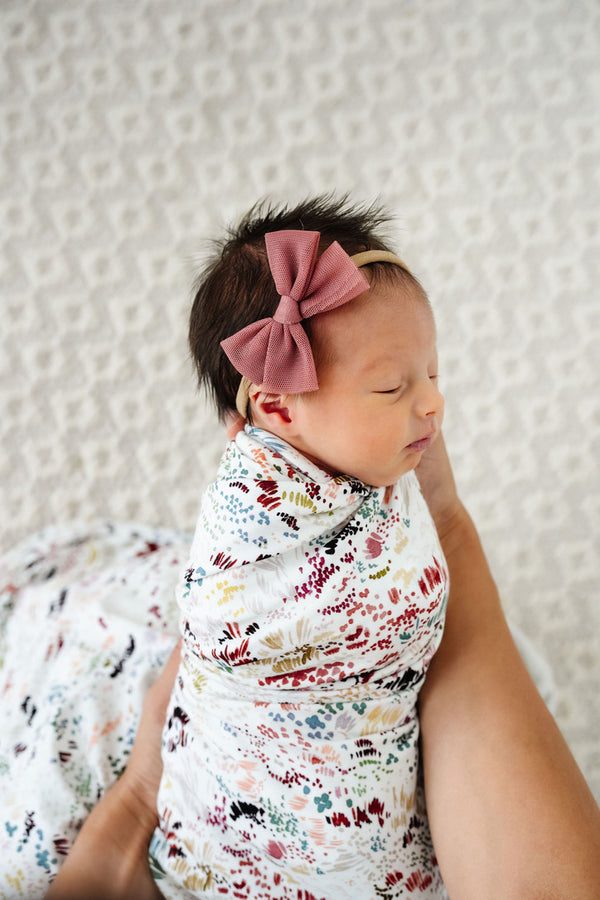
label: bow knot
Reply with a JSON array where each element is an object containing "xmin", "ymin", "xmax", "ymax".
[
  {"xmin": 273, "ymin": 294, "xmax": 302, "ymax": 325},
  {"xmin": 221, "ymin": 230, "xmax": 369, "ymax": 393}
]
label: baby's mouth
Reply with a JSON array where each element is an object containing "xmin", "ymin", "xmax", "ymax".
[{"xmin": 406, "ymin": 430, "xmax": 435, "ymax": 452}]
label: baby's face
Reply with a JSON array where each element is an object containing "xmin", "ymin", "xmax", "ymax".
[{"xmin": 288, "ymin": 280, "xmax": 444, "ymax": 487}]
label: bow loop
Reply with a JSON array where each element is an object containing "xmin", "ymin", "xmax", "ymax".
[
  {"xmin": 266, "ymin": 230, "xmax": 320, "ymax": 302},
  {"xmin": 221, "ymin": 230, "xmax": 369, "ymax": 394}
]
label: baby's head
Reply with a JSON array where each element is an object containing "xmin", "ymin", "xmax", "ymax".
[{"xmin": 190, "ymin": 196, "xmax": 443, "ymax": 487}]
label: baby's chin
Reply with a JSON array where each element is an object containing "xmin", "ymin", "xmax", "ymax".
[{"xmin": 367, "ymin": 462, "xmax": 420, "ymax": 489}]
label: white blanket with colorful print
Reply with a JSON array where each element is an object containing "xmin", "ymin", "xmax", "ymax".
[
  {"xmin": 0, "ymin": 521, "xmax": 184, "ymax": 899},
  {"xmin": 153, "ymin": 427, "xmax": 450, "ymax": 899}
]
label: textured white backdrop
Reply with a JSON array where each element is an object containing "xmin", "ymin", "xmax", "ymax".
[{"xmin": 1, "ymin": 0, "xmax": 599, "ymax": 801}]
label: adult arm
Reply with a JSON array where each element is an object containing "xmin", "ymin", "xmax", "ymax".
[
  {"xmin": 417, "ymin": 436, "xmax": 600, "ymax": 899},
  {"xmin": 45, "ymin": 641, "xmax": 181, "ymax": 900}
]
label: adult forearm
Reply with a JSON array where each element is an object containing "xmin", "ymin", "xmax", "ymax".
[
  {"xmin": 45, "ymin": 772, "xmax": 164, "ymax": 900},
  {"xmin": 419, "ymin": 505, "xmax": 600, "ymax": 899}
]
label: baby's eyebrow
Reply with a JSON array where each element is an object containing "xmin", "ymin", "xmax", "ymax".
[
  {"xmin": 359, "ymin": 345, "xmax": 438, "ymax": 379},
  {"xmin": 361, "ymin": 366, "xmax": 406, "ymax": 387},
  {"xmin": 358, "ymin": 359, "xmax": 392, "ymax": 376},
  {"xmin": 359, "ymin": 353, "xmax": 405, "ymax": 376}
]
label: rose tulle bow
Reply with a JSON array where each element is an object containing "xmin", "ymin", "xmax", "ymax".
[{"xmin": 220, "ymin": 230, "xmax": 369, "ymax": 393}]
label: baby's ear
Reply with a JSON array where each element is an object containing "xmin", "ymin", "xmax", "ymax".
[{"xmin": 250, "ymin": 389, "xmax": 296, "ymax": 429}]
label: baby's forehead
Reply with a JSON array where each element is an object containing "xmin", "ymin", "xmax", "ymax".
[
  {"xmin": 316, "ymin": 278, "xmax": 431, "ymax": 333},
  {"xmin": 309, "ymin": 280, "xmax": 435, "ymax": 367}
]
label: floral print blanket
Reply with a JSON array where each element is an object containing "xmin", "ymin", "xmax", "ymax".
[
  {"xmin": 0, "ymin": 434, "xmax": 555, "ymax": 900},
  {"xmin": 0, "ymin": 520, "xmax": 185, "ymax": 899},
  {"xmin": 153, "ymin": 427, "xmax": 450, "ymax": 898}
]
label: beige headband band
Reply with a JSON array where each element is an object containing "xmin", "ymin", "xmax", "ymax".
[
  {"xmin": 349, "ymin": 250, "xmax": 410, "ymax": 271},
  {"xmin": 234, "ymin": 249, "xmax": 411, "ymax": 419}
]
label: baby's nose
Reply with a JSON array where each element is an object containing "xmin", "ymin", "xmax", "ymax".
[{"xmin": 417, "ymin": 379, "xmax": 444, "ymax": 418}]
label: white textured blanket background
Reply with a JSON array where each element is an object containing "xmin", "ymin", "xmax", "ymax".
[{"xmin": 1, "ymin": 0, "xmax": 599, "ymax": 806}]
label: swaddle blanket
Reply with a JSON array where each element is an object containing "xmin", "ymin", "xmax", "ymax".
[{"xmin": 154, "ymin": 427, "xmax": 449, "ymax": 899}]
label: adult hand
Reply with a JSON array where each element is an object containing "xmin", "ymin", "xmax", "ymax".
[
  {"xmin": 415, "ymin": 431, "xmax": 462, "ymax": 536},
  {"xmin": 225, "ymin": 410, "xmax": 246, "ymax": 439}
]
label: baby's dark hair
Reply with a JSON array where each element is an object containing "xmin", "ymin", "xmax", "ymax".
[{"xmin": 189, "ymin": 194, "xmax": 420, "ymax": 420}]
